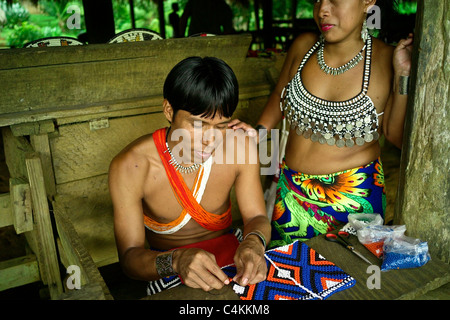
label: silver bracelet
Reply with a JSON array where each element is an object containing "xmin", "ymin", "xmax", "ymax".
[
  {"xmin": 399, "ymin": 75, "xmax": 410, "ymax": 95},
  {"xmin": 156, "ymin": 250, "xmax": 177, "ymax": 278},
  {"xmin": 244, "ymin": 231, "xmax": 267, "ymax": 249}
]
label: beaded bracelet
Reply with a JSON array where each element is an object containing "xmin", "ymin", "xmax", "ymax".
[{"xmin": 156, "ymin": 250, "xmax": 177, "ymax": 278}]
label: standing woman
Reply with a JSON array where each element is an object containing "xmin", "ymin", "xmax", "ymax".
[{"xmin": 230, "ymin": 0, "xmax": 413, "ymax": 248}]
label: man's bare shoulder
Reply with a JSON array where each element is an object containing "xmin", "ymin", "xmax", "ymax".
[{"xmin": 109, "ymin": 133, "xmax": 155, "ymax": 179}]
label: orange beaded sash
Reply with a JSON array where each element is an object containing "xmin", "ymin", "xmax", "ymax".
[{"xmin": 144, "ymin": 128, "xmax": 232, "ymax": 232}]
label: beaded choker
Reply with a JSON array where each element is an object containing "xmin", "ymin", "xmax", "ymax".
[
  {"xmin": 165, "ymin": 128, "xmax": 201, "ymax": 174},
  {"xmin": 317, "ymin": 42, "xmax": 366, "ymax": 76},
  {"xmin": 281, "ymin": 36, "xmax": 382, "ymax": 148}
]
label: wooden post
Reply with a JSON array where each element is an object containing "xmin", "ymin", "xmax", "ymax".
[
  {"xmin": 10, "ymin": 177, "xmax": 33, "ymax": 234},
  {"xmin": 82, "ymin": 0, "xmax": 116, "ymax": 43},
  {"xmin": 158, "ymin": 0, "xmax": 166, "ymax": 39},
  {"xmin": 25, "ymin": 153, "xmax": 63, "ymax": 298},
  {"xmin": 262, "ymin": 0, "xmax": 273, "ymax": 49},
  {"xmin": 129, "ymin": 0, "xmax": 136, "ymax": 29},
  {"xmin": 394, "ymin": 0, "xmax": 450, "ymax": 263}
]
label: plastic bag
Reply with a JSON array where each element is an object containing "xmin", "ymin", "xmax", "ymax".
[
  {"xmin": 357, "ymin": 225, "xmax": 406, "ymax": 258},
  {"xmin": 348, "ymin": 213, "xmax": 384, "ymax": 230},
  {"xmin": 342, "ymin": 213, "xmax": 384, "ymax": 235},
  {"xmin": 381, "ymin": 236, "xmax": 430, "ymax": 271}
]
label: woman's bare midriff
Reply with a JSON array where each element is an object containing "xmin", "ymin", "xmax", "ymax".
[{"xmin": 284, "ymin": 131, "xmax": 381, "ymax": 175}]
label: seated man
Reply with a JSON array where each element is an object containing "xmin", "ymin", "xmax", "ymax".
[{"xmin": 108, "ymin": 56, "xmax": 271, "ymax": 295}]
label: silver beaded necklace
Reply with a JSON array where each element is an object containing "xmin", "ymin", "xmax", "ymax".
[
  {"xmin": 165, "ymin": 128, "xmax": 201, "ymax": 174},
  {"xmin": 317, "ymin": 41, "xmax": 366, "ymax": 76},
  {"xmin": 281, "ymin": 36, "xmax": 382, "ymax": 148}
]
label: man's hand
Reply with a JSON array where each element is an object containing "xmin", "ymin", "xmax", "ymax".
[
  {"xmin": 232, "ymin": 235, "xmax": 267, "ymax": 286},
  {"xmin": 172, "ymin": 248, "xmax": 230, "ymax": 291}
]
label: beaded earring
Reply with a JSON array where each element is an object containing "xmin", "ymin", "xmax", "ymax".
[{"xmin": 361, "ymin": 19, "xmax": 369, "ymax": 42}]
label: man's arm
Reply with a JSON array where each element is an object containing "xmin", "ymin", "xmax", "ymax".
[
  {"xmin": 109, "ymin": 149, "xmax": 162, "ymax": 281},
  {"xmin": 232, "ymin": 133, "xmax": 271, "ymax": 286},
  {"xmin": 109, "ymin": 144, "xmax": 231, "ymax": 291}
]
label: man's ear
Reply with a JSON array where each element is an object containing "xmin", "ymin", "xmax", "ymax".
[{"xmin": 163, "ymin": 99, "xmax": 174, "ymax": 124}]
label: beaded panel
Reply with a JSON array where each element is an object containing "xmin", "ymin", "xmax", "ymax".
[{"xmin": 281, "ymin": 37, "xmax": 381, "ymax": 148}]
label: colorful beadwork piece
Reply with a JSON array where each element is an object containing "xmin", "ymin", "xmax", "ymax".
[
  {"xmin": 223, "ymin": 241, "xmax": 356, "ymax": 300},
  {"xmin": 108, "ymin": 28, "xmax": 163, "ymax": 43},
  {"xmin": 23, "ymin": 36, "xmax": 84, "ymax": 48}
]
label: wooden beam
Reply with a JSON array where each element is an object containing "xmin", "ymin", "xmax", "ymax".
[
  {"xmin": 25, "ymin": 153, "xmax": 63, "ymax": 298},
  {"xmin": 53, "ymin": 201, "xmax": 113, "ymax": 300},
  {"xmin": 0, "ymin": 255, "xmax": 40, "ymax": 292},
  {"xmin": 10, "ymin": 120, "xmax": 55, "ymax": 137},
  {"xmin": 10, "ymin": 177, "xmax": 33, "ymax": 234},
  {"xmin": 0, "ymin": 35, "xmax": 252, "ymax": 119},
  {"xmin": 0, "ymin": 193, "xmax": 12, "ymax": 228},
  {"xmin": 30, "ymin": 134, "xmax": 57, "ymax": 198},
  {"xmin": 58, "ymin": 282, "xmax": 107, "ymax": 300},
  {"xmin": 1, "ymin": 127, "xmax": 34, "ymax": 179}
]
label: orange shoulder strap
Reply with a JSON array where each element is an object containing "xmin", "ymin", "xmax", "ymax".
[{"xmin": 152, "ymin": 128, "xmax": 231, "ymax": 231}]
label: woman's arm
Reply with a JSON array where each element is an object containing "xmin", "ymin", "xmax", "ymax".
[{"xmin": 383, "ymin": 34, "xmax": 414, "ymax": 148}]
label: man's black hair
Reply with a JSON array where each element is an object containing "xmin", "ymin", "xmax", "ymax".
[{"xmin": 163, "ymin": 56, "xmax": 239, "ymax": 119}]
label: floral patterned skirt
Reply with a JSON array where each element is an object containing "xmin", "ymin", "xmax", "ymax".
[{"xmin": 269, "ymin": 158, "xmax": 386, "ymax": 249}]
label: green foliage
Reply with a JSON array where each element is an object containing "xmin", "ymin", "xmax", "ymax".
[
  {"xmin": 6, "ymin": 21, "xmax": 39, "ymax": 47},
  {"xmin": 397, "ymin": 0, "xmax": 417, "ymax": 15},
  {"xmin": 0, "ymin": 0, "xmax": 85, "ymax": 48},
  {"xmin": 0, "ymin": 1, "xmax": 30, "ymax": 27},
  {"xmin": 0, "ymin": 0, "xmax": 417, "ymax": 48}
]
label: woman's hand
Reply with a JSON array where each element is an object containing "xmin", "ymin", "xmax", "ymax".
[
  {"xmin": 393, "ymin": 33, "xmax": 414, "ymax": 76},
  {"xmin": 228, "ymin": 119, "xmax": 257, "ymax": 136}
]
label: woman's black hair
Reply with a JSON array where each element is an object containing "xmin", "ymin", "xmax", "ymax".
[{"xmin": 163, "ymin": 56, "xmax": 239, "ymax": 119}]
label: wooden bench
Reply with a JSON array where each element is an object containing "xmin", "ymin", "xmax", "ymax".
[{"xmin": 0, "ymin": 34, "xmax": 284, "ymax": 299}]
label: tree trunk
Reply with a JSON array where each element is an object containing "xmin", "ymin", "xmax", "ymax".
[{"xmin": 394, "ymin": 0, "xmax": 450, "ymax": 263}]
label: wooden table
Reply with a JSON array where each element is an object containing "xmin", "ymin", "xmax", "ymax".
[{"xmin": 144, "ymin": 232, "xmax": 450, "ymax": 300}]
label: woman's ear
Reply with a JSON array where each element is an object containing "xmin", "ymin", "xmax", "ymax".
[
  {"xmin": 364, "ymin": 0, "xmax": 377, "ymax": 12},
  {"xmin": 163, "ymin": 99, "xmax": 174, "ymax": 124}
]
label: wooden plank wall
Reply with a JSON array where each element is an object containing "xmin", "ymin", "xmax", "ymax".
[{"xmin": 0, "ymin": 34, "xmax": 277, "ymax": 127}]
